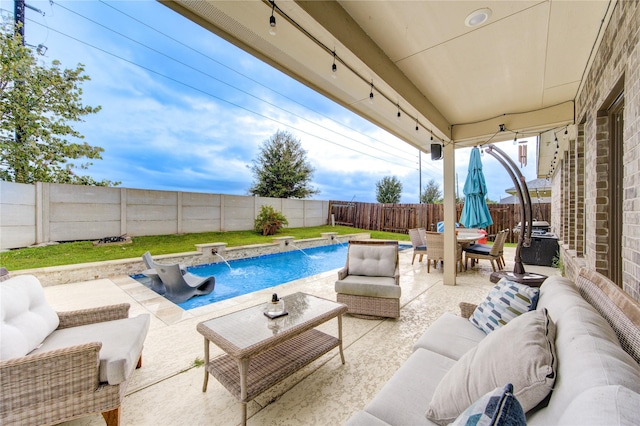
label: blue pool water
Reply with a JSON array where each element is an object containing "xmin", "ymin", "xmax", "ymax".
[{"xmin": 153, "ymin": 243, "xmax": 409, "ymax": 310}]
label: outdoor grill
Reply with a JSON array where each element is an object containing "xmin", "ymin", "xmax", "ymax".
[
  {"xmin": 512, "ymin": 220, "xmax": 558, "ymax": 267},
  {"xmin": 513, "ymin": 220, "xmax": 550, "ymax": 235}
]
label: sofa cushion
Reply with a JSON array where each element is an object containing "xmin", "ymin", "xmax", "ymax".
[
  {"xmin": 451, "ymin": 384, "xmax": 526, "ymax": 426},
  {"xmin": 527, "ymin": 276, "xmax": 640, "ymax": 425},
  {"xmin": 412, "ymin": 313, "xmax": 486, "ymax": 360},
  {"xmin": 346, "ymin": 410, "xmax": 392, "ymax": 426},
  {"xmin": 363, "ymin": 348, "xmax": 455, "ymax": 426},
  {"xmin": 556, "ymin": 386, "xmax": 640, "ymax": 426},
  {"xmin": 470, "ymin": 279, "xmax": 539, "ymax": 334},
  {"xmin": 335, "ymin": 276, "xmax": 400, "ymax": 299},
  {"xmin": 30, "ymin": 314, "xmax": 151, "ymax": 385},
  {"xmin": 0, "ymin": 275, "xmax": 60, "ymax": 360},
  {"xmin": 348, "ymin": 244, "xmax": 397, "ymax": 277},
  {"xmin": 427, "ymin": 309, "xmax": 556, "ymax": 426}
]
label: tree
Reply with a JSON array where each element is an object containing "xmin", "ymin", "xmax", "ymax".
[
  {"xmin": 376, "ymin": 176, "xmax": 402, "ymax": 203},
  {"xmin": 420, "ymin": 178, "xmax": 442, "ymax": 204},
  {"xmin": 0, "ymin": 28, "xmax": 117, "ymax": 186},
  {"xmin": 249, "ymin": 130, "xmax": 319, "ymax": 199}
]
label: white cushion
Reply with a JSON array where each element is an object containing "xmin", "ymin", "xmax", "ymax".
[
  {"xmin": 364, "ymin": 348, "xmax": 455, "ymax": 426},
  {"xmin": 527, "ymin": 276, "xmax": 640, "ymax": 424},
  {"xmin": 348, "ymin": 245, "xmax": 397, "ymax": 277},
  {"xmin": 30, "ymin": 314, "xmax": 150, "ymax": 385},
  {"xmin": 0, "ymin": 275, "xmax": 59, "ymax": 360},
  {"xmin": 556, "ymin": 386, "xmax": 640, "ymax": 426},
  {"xmin": 413, "ymin": 313, "xmax": 486, "ymax": 360},
  {"xmin": 335, "ymin": 276, "xmax": 400, "ymax": 299},
  {"xmin": 426, "ymin": 309, "xmax": 557, "ymax": 426}
]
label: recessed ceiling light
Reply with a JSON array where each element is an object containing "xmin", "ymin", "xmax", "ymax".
[{"xmin": 465, "ymin": 8, "xmax": 492, "ymax": 27}]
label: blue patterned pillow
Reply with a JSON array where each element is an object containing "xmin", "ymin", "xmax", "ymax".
[
  {"xmin": 470, "ymin": 279, "xmax": 540, "ymax": 334},
  {"xmin": 450, "ymin": 384, "xmax": 526, "ymax": 426}
]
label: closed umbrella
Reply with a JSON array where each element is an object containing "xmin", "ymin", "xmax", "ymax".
[{"xmin": 459, "ymin": 147, "xmax": 493, "ymax": 229}]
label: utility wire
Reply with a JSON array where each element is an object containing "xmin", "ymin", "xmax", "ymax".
[
  {"xmin": 49, "ymin": 1, "xmax": 416, "ymax": 165},
  {"xmin": 97, "ymin": 0, "xmax": 418, "ymax": 159},
  {"xmin": 21, "ymin": 1, "xmax": 445, "ymax": 181},
  {"xmin": 26, "ymin": 18, "xmax": 419, "ymax": 170}
]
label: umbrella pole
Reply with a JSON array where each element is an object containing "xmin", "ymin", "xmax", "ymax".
[{"xmin": 484, "ymin": 144, "xmax": 547, "ymax": 286}]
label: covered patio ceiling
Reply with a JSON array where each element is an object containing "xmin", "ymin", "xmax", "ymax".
[{"xmin": 160, "ymin": 0, "xmax": 613, "ymax": 158}]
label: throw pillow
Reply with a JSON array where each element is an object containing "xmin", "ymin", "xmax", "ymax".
[
  {"xmin": 426, "ymin": 309, "xmax": 556, "ymax": 426},
  {"xmin": 470, "ymin": 278, "xmax": 540, "ymax": 334},
  {"xmin": 450, "ymin": 384, "xmax": 526, "ymax": 426}
]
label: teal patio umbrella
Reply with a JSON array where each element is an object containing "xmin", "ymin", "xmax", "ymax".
[{"xmin": 459, "ymin": 147, "xmax": 493, "ymax": 229}]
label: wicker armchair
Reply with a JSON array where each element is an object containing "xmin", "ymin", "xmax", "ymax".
[
  {"xmin": 335, "ymin": 240, "xmax": 401, "ymax": 319},
  {"xmin": 0, "ymin": 275, "xmax": 150, "ymax": 426}
]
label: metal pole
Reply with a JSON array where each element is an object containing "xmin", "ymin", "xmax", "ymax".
[
  {"xmin": 14, "ymin": 0, "xmax": 25, "ymax": 43},
  {"xmin": 484, "ymin": 145, "xmax": 527, "ymax": 275},
  {"xmin": 419, "ymin": 151, "xmax": 422, "ymax": 203}
]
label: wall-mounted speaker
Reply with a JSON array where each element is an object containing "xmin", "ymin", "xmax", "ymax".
[{"xmin": 431, "ymin": 143, "xmax": 443, "ymax": 160}]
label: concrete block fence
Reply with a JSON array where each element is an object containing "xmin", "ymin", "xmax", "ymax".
[{"xmin": 0, "ymin": 181, "xmax": 330, "ymax": 250}]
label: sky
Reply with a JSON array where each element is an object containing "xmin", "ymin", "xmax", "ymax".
[{"xmin": 2, "ymin": 0, "xmax": 541, "ymax": 203}]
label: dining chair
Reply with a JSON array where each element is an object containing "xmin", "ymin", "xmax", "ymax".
[
  {"xmin": 424, "ymin": 231, "xmax": 463, "ymax": 273},
  {"xmin": 408, "ymin": 228, "xmax": 427, "ymax": 265}
]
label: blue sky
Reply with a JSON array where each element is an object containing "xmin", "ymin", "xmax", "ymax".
[{"xmin": 3, "ymin": 0, "xmax": 540, "ymax": 203}]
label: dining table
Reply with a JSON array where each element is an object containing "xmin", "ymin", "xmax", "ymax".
[{"xmin": 456, "ymin": 230, "xmax": 486, "ymax": 248}]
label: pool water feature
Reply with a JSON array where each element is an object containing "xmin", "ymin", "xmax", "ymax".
[{"xmin": 137, "ymin": 243, "xmax": 409, "ymax": 310}]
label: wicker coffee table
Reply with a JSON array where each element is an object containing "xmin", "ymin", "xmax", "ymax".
[{"xmin": 197, "ymin": 293, "xmax": 348, "ymax": 425}]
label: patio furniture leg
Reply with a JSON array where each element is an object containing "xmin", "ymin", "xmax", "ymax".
[
  {"xmin": 238, "ymin": 358, "xmax": 251, "ymax": 426},
  {"xmin": 202, "ymin": 338, "xmax": 209, "ymax": 392},
  {"xmin": 338, "ymin": 314, "xmax": 345, "ymax": 364},
  {"xmin": 102, "ymin": 407, "xmax": 121, "ymax": 426}
]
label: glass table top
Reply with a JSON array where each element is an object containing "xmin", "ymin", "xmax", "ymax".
[{"xmin": 198, "ymin": 293, "xmax": 345, "ymax": 351}]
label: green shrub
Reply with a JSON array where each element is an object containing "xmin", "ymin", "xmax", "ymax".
[{"xmin": 254, "ymin": 205, "xmax": 289, "ymax": 236}]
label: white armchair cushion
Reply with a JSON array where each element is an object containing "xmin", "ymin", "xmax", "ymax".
[
  {"xmin": 0, "ymin": 275, "xmax": 60, "ymax": 360},
  {"xmin": 348, "ymin": 245, "xmax": 397, "ymax": 277},
  {"xmin": 30, "ymin": 313, "xmax": 151, "ymax": 385},
  {"xmin": 336, "ymin": 276, "xmax": 401, "ymax": 298}
]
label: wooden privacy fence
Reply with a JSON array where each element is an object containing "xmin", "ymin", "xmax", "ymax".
[{"xmin": 328, "ymin": 201, "xmax": 552, "ymax": 244}]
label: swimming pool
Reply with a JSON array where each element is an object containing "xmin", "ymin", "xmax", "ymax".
[{"xmin": 139, "ymin": 243, "xmax": 409, "ymax": 310}]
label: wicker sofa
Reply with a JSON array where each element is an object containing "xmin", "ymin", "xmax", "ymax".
[
  {"xmin": 0, "ymin": 275, "xmax": 150, "ymax": 426},
  {"xmin": 347, "ymin": 268, "xmax": 640, "ymax": 425}
]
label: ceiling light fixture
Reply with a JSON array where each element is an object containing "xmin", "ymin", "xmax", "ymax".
[
  {"xmin": 465, "ymin": 8, "xmax": 492, "ymax": 27},
  {"xmin": 369, "ymin": 82, "xmax": 374, "ymax": 104},
  {"xmin": 269, "ymin": 1, "xmax": 277, "ymax": 36},
  {"xmin": 397, "ymin": 104, "xmax": 401, "ymax": 119},
  {"xmin": 415, "ymin": 118, "xmax": 419, "ymax": 132},
  {"xmin": 331, "ymin": 51, "xmax": 337, "ymax": 78}
]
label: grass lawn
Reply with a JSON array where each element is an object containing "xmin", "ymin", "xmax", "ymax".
[{"xmin": 0, "ymin": 225, "xmax": 410, "ymax": 271}]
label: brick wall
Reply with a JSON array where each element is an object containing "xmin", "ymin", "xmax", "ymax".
[{"xmin": 557, "ymin": 0, "xmax": 640, "ymax": 301}]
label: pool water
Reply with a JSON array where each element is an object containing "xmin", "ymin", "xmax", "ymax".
[{"xmin": 142, "ymin": 243, "xmax": 409, "ymax": 310}]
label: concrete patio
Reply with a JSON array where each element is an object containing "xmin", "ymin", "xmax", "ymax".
[{"xmin": 45, "ymin": 246, "xmax": 558, "ymax": 426}]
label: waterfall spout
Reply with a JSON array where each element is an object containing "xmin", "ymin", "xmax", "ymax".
[
  {"xmin": 215, "ymin": 253, "xmax": 232, "ymax": 269},
  {"xmin": 289, "ymin": 243, "xmax": 310, "ymax": 258}
]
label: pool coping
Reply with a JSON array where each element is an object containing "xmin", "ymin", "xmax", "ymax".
[{"xmin": 11, "ymin": 233, "xmax": 373, "ymax": 286}]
